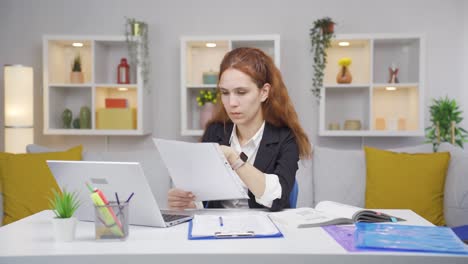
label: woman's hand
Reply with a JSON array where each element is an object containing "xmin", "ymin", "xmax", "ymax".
[
  {"xmin": 167, "ymin": 188, "xmax": 196, "ymax": 210},
  {"xmin": 219, "ymin": 145, "xmax": 238, "ymax": 164}
]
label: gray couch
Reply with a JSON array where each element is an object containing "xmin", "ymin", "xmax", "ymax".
[{"xmin": 0, "ymin": 143, "xmax": 466, "ymax": 227}]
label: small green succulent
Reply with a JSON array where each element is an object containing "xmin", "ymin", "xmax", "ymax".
[
  {"xmin": 48, "ymin": 189, "xmax": 80, "ymax": 218},
  {"xmin": 72, "ymin": 54, "xmax": 82, "ymax": 72}
]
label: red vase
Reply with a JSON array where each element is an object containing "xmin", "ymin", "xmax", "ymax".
[{"xmin": 117, "ymin": 58, "xmax": 130, "ymax": 84}]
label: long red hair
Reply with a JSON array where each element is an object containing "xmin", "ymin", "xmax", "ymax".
[{"xmin": 209, "ymin": 47, "xmax": 312, "ymax": 158}]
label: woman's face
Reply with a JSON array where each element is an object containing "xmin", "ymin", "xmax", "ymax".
[{"xmin": 218, "ymin": 68, "xmax": 269, "ymax": 127}]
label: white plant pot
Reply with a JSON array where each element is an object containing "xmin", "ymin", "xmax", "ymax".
[{"xmin": 52, "ymin": 217, "xmax": 77, "ymax": 242}]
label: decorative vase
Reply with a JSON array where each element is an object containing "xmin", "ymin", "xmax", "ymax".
[
  {"xmin": 72, "ymin": 118, "xmax": 80, "ymax": 129},
  {"xmin": 70, "ymin": 72, "xmax": 84, "ymax": 84},
  {"xmin": 79, "ymin": 106, "xmax": 91, "ymax": 129},
  {"xmin": 336, "ymin": 66, "xmax": 352, "ymax": 84},
  {"xmin": 200, "ymin": 102, "xmax": 215, "ymax": 129},
  {"xmin": 62, "ymin": 109, "xmax": 73, "ymax": 129},
  {"xmin": 52, "ymin": 217, "xmax": 77, "ymax": 242}
]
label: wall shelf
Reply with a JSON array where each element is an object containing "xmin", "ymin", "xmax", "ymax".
[
  {"xmin": 319, "ymin": 34, "xmax": 425, "ymax": 137},
  {"xmin": 180, "ymin": 35, "xmax": 280, "ymax": 136},
  {"xmin": 43, "ymin": 35, "xmax": 151, "ymax": 135}
]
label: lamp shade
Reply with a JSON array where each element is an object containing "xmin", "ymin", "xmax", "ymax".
[{"xmin": 4, "ymin": 65, "xmax": 34, "ymax": 153}]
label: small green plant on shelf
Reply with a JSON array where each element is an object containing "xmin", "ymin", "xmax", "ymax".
[
  {"xmin": 72, "ymin": 54, "xmax": 82, "ymax": 72},
  {"xmin": 425, "ymin": 96, "xmax": 468, "ymax": 152},
  {"xmin": 196, "ymin": 89, "xmax": 218, "ymax": 106},
  {"xmin": 310, "ymin": 17, "xmax": 336, "ymax": 102},
  {"xmin": 48, "ymin": 189, "xmax": 80, "ymax": 218}
]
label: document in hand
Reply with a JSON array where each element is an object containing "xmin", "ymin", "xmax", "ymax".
[
  {"xmin": 153, "ymin": 138, "xmax": 249, "ymax": 201},
  {"xmin": 188, "ymin": 214, "xmax": 283, "ymax": 240},
  {"xmin": 269, "ymin": 201, "xmax": 405, "ymax": 228}
]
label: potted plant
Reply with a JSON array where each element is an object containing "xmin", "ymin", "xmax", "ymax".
[
  {"xmin": 336, "ymin": 57, "xmax": 352, "ymax": 84},
  {"xmin": 196, "ymin": 89, "xmax": 218, "ymax": 129},
  {"xmin": 49, "ymin": 189, "xmax": 80, "ymax": 242},
  {"xmin": 125, "ymin": 17, "xmax": 150, "ymax": 93},
  {"xmin": 310, "ymin": 17, "xmax": 336, "ymax": 102},
  {"xmin": 70, "ymin": 54, "xmax": 84, "ymax": 83},
  {"xmin": 425, "ymin": 96, "xmax": 468, "ymax": 152}
]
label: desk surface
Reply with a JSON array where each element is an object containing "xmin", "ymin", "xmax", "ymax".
[{"xmin": 0, "ymin": 209, "xmax": 466, "ymax": 264}]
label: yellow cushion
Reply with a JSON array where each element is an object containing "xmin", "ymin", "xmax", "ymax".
[
  {"xmin": 364, "ymin": 147, "xmax": 450, "ymax": 226},
  {"xmin": 1, "ymin": 146, "xmax": 82, "ymax": 225}
]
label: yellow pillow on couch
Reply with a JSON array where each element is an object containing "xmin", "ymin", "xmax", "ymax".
[
  {"xmin": 364, "ymin": 147, "xmax": 450, "ymax": 226},
  {"xmin": 1, "ymin": 146, "xmax": 82, "ymax": 225}
]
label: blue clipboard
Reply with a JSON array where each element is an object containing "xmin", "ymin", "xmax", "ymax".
[{"xmin": 187, "ymin": 216, "xmax": 283, "ymax": 240}]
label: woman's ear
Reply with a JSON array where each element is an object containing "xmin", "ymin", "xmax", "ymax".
[{"xmin": 260, "ymin": 83, "xmax": 271, "ymax": 102}]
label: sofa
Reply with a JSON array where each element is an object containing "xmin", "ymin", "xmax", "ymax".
[{"xmin": 0, "ymin": 143, "xmax": 466, "ymax": 227}]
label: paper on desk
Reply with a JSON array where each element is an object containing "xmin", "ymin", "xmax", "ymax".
[
  {"xmin": 153, "ymin": 138, "xmax": 248, "ymax": 201},
  {"xmin": 191, "ymin": 214, "xmax": 280, "ymax": 237}
]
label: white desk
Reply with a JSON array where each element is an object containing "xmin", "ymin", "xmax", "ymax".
[{"xmin": 0, "ymin": 209, "xmax": 466, "ymax": 264}]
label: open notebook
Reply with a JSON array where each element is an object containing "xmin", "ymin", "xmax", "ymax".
[{"xmin": 269, "ymin": 201, "xmax": 405, "ymax": 228}]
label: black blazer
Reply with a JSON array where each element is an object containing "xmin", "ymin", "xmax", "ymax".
[{"xmin": 201, "ymin": 122, "xmax": 299, "ymax": 211}]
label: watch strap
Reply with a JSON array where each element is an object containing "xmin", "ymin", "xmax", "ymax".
[{"xmin": 231, "ymin": 152, "xmax": 248, "ymax": 170}]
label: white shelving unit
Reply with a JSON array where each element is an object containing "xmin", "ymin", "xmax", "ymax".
[
  {"xmin": 319, "ymin": 34, "xmax": 424, "ymax": 137},
  {"xmin": 43, "ymin": 35, "xmax": 151, "ymax": 135},
  {"xmin": 180, "ymin": 35, "xmax": 280, "ymax": 136}
]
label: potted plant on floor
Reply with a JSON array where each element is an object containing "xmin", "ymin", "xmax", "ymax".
[
  {"xmin": 49, "ymin": 189, "xmax": 80, "ymax": 242},
  {"xmin": 310, "ymin": 17, "xmax": 336, "ymax": 102},
  {"xmin": 70, "ymin": 54, "xmax": 84, "ymax": 83},
  {"xmin": 425, "ymin": 96, "xmax": 468, "ymax": 152}
]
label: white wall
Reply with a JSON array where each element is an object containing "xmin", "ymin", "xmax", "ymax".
[{"xmin": 0, "ymin": 0, "xmax": 466, "ymax": 152}]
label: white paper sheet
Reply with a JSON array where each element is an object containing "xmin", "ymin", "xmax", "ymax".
[
  {"xmin": 153, "ymin": 138, "xmax": 249, "ymax": 201},
  {"xmin": 191, "ymin": 214, "xmax": 280, "ymax": 237}
]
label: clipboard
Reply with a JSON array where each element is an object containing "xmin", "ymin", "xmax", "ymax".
[{"xmin": 187, "ymin": 214, "xmax": 283, "ymax": 240}]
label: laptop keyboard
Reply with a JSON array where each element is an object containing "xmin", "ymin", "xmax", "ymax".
[{"xmin": 162, "ymin": 214, "xmax": 188, "ymax": 222}]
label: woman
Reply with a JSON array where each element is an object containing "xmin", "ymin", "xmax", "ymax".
[{"xmin": 168, "ymin": 47, "xmax": 311, "ymax": 211}]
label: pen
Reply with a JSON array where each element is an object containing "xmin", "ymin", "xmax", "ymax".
[
  {"xmin": 125, "ymin": 192, "xmax": 135, "ymax": 203},
  {"xmin": 219, "ymin": 216, "xmax": 223, "ymax": 227}
]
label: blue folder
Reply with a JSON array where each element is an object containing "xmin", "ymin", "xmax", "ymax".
[
  {"xmin": 355, "ymin": 223, "xmax": 468, "ymax": 255},
  {"xmin": 187, "ymin": 215, "xmax": 283, "ymax": 240}
]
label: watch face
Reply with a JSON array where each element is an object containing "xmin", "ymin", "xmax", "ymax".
[{"xmin": 240, "ymin": 152, "xmax": 248, "ymax": 162}]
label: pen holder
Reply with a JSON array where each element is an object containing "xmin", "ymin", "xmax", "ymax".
[{"xmin": 94, "ymin": 201, "xmax": 129, "ymax": 240}]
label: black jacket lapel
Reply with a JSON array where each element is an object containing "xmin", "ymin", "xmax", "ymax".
[{"xmin": 253, "ymin": 123, "xmax": 280, "ymax": 172}]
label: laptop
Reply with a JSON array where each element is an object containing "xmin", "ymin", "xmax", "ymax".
[{"xmin": 47, "ymin": 160, "xmax": 193, "ymax": 228}]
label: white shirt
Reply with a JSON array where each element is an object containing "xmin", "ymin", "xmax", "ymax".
[{"xmin": 220, "ymin": 121, "xmax": 282, "ymax": 208}]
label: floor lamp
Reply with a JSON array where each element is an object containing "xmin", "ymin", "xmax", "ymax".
[{"xmin": 4, "ymin": 65, "xmax": 34, "ymax": 153}]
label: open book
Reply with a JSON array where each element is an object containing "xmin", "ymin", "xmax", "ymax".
[{"xmin": 269, "ymin": 201, "xmax": 405, "ymax": 228}]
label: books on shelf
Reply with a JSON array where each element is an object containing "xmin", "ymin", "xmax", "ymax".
[
  {"xmin": 269, "ymin": 201, "xmax": 405, "ymax": 228},
  {"xmin": 105, "ymin": 98, "xmax": 128, "ymax": 108}
]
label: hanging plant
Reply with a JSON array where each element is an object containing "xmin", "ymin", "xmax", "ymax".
[
  {"xmin": 125, "ymin": 17, "xmax": 150, "ymax": 93},
  {"xmin": 425, "ymin": 96, "xmax": 468, "ymax": 152},
  {"xmin": 310, "ymin": 17, "xmax": 335, "ymax": 102}
]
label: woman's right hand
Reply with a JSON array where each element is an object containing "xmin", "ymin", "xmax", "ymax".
[{"xmin": 167, "ymin": 188, "xmax": 197, "ymax": 210}]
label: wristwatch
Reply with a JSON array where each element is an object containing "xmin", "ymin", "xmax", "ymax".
[{"xmin": 231, "ymin": 152, "xmax": 248, "ymax": 170}]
